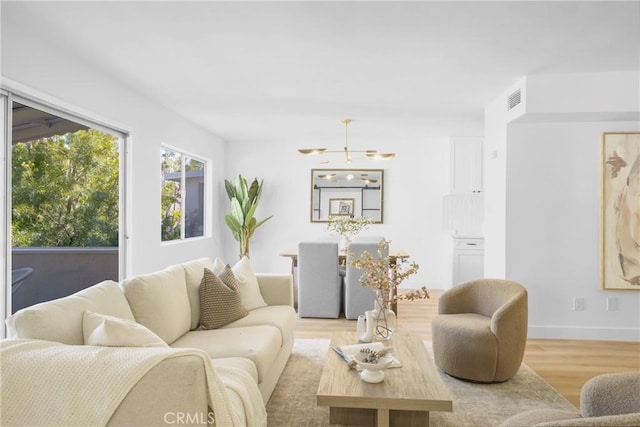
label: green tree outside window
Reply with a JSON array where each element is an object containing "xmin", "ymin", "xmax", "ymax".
[{"xmin": 12, "ymin": 129, "xmax": 120, "ymax": 247}]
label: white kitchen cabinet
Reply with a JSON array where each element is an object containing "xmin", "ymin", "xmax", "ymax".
[
  {"xmin": 452, "ymin": 236, "xmax": 484, "ymax": 285},
  {"xmin": 450, "ymin": 138, "xmax": 483, "ymax": 194}
]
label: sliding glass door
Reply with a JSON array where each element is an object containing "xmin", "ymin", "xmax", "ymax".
[{"xmin": 2, "ymin": 92, "xmax": 127, "ymax": 320}]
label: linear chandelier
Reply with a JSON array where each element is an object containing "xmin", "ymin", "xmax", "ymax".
[{"xmin": 298, "ymin": 118, "xmax": 395, "ymax": 164}]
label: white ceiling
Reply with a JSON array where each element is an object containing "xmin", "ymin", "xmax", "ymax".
[{"xmin": 2, "ymin": 1, "xmax": 639, "ymax": 146}]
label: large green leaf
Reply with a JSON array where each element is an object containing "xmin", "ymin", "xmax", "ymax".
[
  {"xmin": 224, "ymin": 214, "xmax": 241, "ymax": 236},
  {"xmin": 247, "ymin": 179, "xmax": 260, "ymax": 205},
  {"xmin": 244, "ymin": 202, "xmax": 258, "ymax": 227},
  {"xmin": 236, "ymin": 175, "xmax": 248, "ymax": 204},
  {"xmin": 255, "ymin": 179, "xmax": 264, "ymax": 203},
  {"xmin": 224, "ymin": 179, "xmax": 236, "ymax": 201},
  {"xmin": 246, "ymin": 217, "xmax": 258, "ymax": 237},
  {"xmin": 230, "ymin": 197, "xmax": 244, "ymax": 223}
]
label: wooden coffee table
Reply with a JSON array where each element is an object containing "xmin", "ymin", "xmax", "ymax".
[{"xmin": 316, "ymin": 331, "xmax": 452, "ymax": 427}]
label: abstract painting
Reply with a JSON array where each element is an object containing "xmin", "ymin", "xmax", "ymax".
[{"xmin": 600, "ymin": 132, "xmax": 640, "ymax": 290}]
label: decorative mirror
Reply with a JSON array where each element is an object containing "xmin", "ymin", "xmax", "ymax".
[{"xmin": 310, "ymin": 169, "xmax": 384, "ymax": 223}]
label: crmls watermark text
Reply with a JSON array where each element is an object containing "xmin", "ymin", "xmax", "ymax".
[{"xmin": 164, "ymin": 412, "xmax": 215, "ymax": 425}]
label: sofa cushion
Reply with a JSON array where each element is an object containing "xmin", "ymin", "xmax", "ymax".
[
  {"xmin": 121, "ymin": 265, "xmax": 191, "ymax": 344},
  {"xmin": 171, "ymin": 325, "xmax": 282, "ymax": 383},
  {"xmin": 199, "ymin": 268, "xmax": 248, "ymax": 330},
  {"xmin": 221, "ymin": 305, "xmax": 296, "ymax": 343},
  {"xmin": 83, "ymin": 311, "xmax": 167, "ymax": 347},
  {"xmin": 181, "ymin": 257, "xmax": 214, "ymax": 330},
  {"xmin": 214, "ymin": 256, "xmax": 267, "ymax": 311},
  {"xmin": 6, "ymin": 280, "xmax": 134, "ymax": 345}
]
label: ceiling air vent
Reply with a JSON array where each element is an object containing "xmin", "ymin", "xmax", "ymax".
[{"xmin": 507, "ymin": 88, "xmax": 521, "ymax": 110}]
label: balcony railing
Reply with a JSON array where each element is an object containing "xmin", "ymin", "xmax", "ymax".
[{"xmin": 11, "ymin": 247, "xmax": 118, "ymax": 313}]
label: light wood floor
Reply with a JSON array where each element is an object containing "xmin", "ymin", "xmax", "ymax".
[{"xmin": 294, "ymin": 290, "xmax": 640, "ymax": 409}]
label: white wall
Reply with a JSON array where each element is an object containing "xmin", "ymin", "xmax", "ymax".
[
  {"xmin": 507, "ymin": 121, "xmax": 640, "ymax": 341},
  {"xmin": 483, "ymin": 95, "xmax": 509, "ymax": 279},
  {"xmin": 1, "ymin": 26, "xmax": 227, "ymax": 278},
  {"xmin": 484, "ymin": 72, "xmax": 640, "ymax": 340},
  {"xmin": 224, "ymin": 137, "xmax": 452, "ymax": 289},
  {"xmin": 526, "ymin": 72, "xmax": 640, "ymax": 118}
]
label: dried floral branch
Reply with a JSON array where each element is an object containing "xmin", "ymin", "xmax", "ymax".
[
  {"xmin": 399, "ymin": 286, "xmax": 431, "ymax": 301},
  {"xmin": 349, "ymin": 240, "xmax": 429, "ymax": 304},
  {"xmin": 326, "ymin": 216, "xmax": 372, "ymax": 239}
]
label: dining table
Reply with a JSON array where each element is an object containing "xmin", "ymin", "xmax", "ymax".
[{"xmin": 279, "ymin": 248, "xmax": 410, "ymax": 314}]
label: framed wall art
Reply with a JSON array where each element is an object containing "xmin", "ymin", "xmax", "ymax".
[
  {"xmin": 329, "ymin": 198, "xmax": 354, "ymax": 216},
  {"xmin": 600, "ymin": 132, "xmax": 640, "ymax": 290}
]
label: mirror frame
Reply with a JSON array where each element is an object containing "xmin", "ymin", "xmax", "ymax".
[{"xmin": 310, "ymin": 168, "xmax": 384, "ymax": 223}]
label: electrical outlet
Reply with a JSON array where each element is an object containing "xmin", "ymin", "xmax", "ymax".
[
  {"xmin": 573, "ymin": 297, "xmax": 585, "ymax": 311},
  {"xmin": 607, "ymin": 297, "xmax": 618, "ymax": 311}
]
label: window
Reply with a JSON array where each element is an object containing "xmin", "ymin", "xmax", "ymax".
[{"xmin": 161, "ymin": 146, "xmax": 205, "ymax": 241}]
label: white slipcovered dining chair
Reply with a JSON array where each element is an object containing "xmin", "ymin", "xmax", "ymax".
[
  {"xmin": 343, "ymin": 240, "xmax": 388, "ymax": 320},
  {"xmin": 297, "ymin": 241, "xmax": 342, "ymax": 318}
]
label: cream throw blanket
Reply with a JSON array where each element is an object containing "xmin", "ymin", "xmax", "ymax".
[{"xmin": 0, "ymin": 339, "xmax": 266, "ymax": 427}]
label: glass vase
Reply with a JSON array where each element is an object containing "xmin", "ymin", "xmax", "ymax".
[
  {"xmin": 374, "ymin": 306, "xmax": 396, "ymax": 341},
  {"xmin": 373, "ymin": 291, "xmax": 396, "ymax": 341}
]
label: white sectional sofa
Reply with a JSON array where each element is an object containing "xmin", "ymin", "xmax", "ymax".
[{"xmin": 5, "ymin": 257, "xmax": 296, "ymax": 426}]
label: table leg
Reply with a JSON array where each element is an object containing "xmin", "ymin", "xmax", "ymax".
[
  {"xmin": 376, "ymin": 409, "xmax": 390, "ymax": 427},
  {"xmin": 291, "ymin": 257, "xmax": 298, "ymax": 310},
  {"xmin": 329, "ymin": 407, "xmax": 430, "ymax": 426}
]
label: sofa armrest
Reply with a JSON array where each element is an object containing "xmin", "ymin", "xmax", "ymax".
[
  {"xmin": 256, "ymin": 273, "xmax": 293, "ymax": 307},
  {"xmin": 108, "ymin": 355, "xmax": 211, "ymax": 426}
]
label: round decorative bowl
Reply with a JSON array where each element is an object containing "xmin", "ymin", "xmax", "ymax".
[{"xmin": 353, "ymin": 352, "xmax": 393, "ymax": 383}]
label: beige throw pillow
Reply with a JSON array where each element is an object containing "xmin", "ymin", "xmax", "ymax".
[
  {"xmin": 83, "ymin": 311, "xmax": 167, "ymax": 347},
  {"xmin": 213, "ymin": 256, "xmax": 267, "ymax": 311},
  {"xmin": 182, "ymin": 257, "xmax": 215, "ymax": 330},
  {"xmin": 199, "ymin": 268, "xmax": 248, "ymax": 330},
  {"xmin": 121, "ymin": 265, "xmax": 191, "ymax": 344}
]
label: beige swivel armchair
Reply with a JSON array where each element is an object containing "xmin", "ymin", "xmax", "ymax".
[{"xmin": 431, "ymin": 279, "xmax": 528, "ymax": 383}]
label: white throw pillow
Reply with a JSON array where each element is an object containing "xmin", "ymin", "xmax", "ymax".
[
  {"xmin": 6, "ymin": 280, "xmax": 134, "ymax": 345},
  {"xmin": 83, "ymin": 311, "xmax": 167, "ymax": 347},
  {"xmin": 212, "ymin": 257, "xmax": 226, "ymax": 275},
  {"xmin": 213, "ymin": 256, "xmax": 267, "ymax": 311}
]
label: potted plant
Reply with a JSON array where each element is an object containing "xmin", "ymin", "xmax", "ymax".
[{"xmin": 224, "ymin": 175, "xmax": 273, "ymax": 258}]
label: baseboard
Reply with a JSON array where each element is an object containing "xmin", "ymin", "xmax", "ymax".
[{"xmin": 528, "ymin": 325, "xmax": 640, "ymax": 342}]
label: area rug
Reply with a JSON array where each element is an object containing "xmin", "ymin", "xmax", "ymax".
[{"xmin": 266, "ymin": 339, "xmax": 577, "ymax": 427}]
